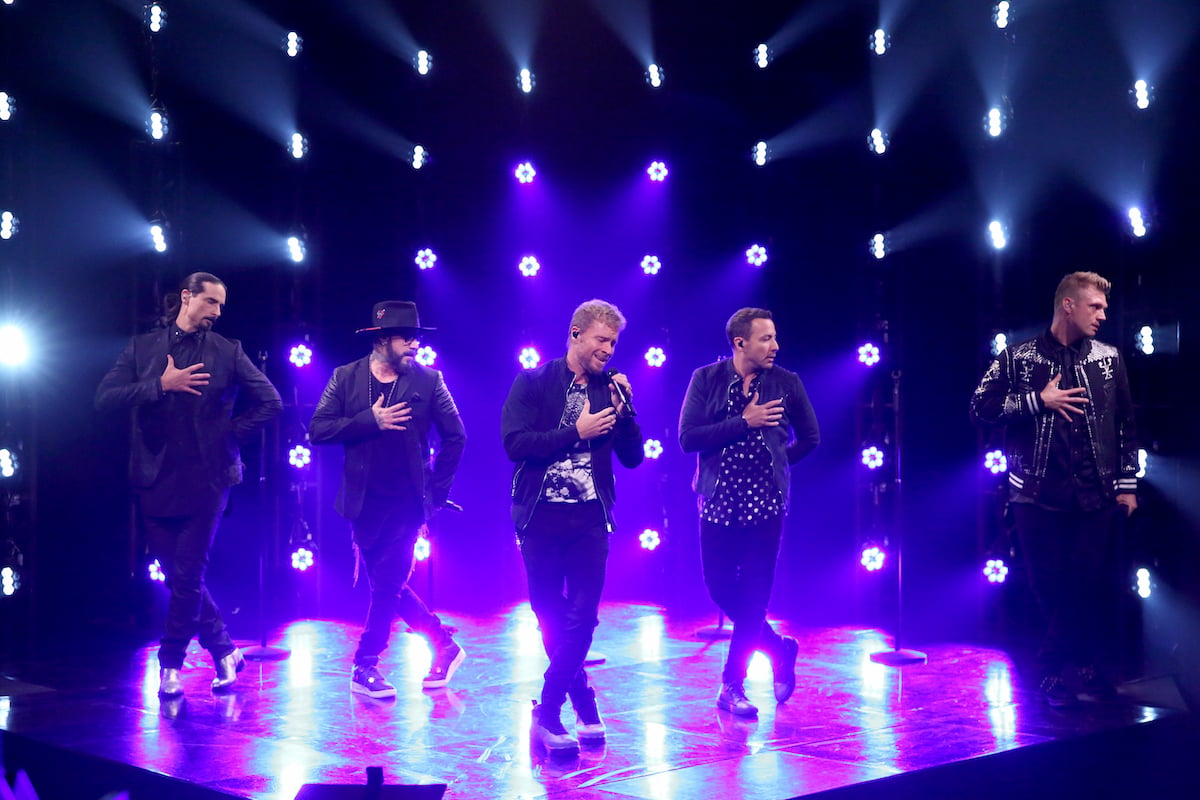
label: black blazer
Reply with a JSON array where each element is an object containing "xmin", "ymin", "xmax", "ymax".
[
  {"xmin": 308, "ymin": 356, "xmax": 466, "ymax": 522},
  {"xmin": 95, "ymin": 327, "xmax": 282, "ymax": 491}
]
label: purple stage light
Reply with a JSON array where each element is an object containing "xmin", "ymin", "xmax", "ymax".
[
  {"xmin": 415, "ymin": 248, "xmax": 437, "ymax": 270},
  {"xmin": 288, "ymin": 444, "xmax": 312, "ymax": 469},
  {"xmin": 860, "ymin": 545, "xmax": 886, "ymax": 572},
  {"xmin": 416, "ymin": 346, "xmax": 436, "ymax": 367},
  {"xmin": 641, "ymin": 255, "xmax": 662, "ymax": 275},
  {"xmin": 289, "ymin": 344, "xmax": 312, "ymax": 368},
  {"xmin": 414, "ymin": 534, "xmax": 431, "ymax": 562},
  {"xmin": 745, "ymin": 244, "xmax": 768, "ymax": 267},
  {"xmin": 290, "ymin": 547, "xmax": 315, "ymax": 572},
  {"xmin": 643, "ymin": 439, "xmax": 663, "ymax": 459},
  {"xmin": 857, "ymin": 343, "xmax": 880, "ymax": 367},
  {"xmin": 148, "ymin": 558, "xmax": 165, "ymax": 583},
  {"xmin": 861, "ymin": 446, "xmax": 884, "ymax": 469},
  {"xmin": 518, "ymin": 256, "xmax": 541, "ymax": 277},
  {"xmin": 984, "ymin": 449, "xmax": 1007, "ymax": 474},
  {"xmin": 639, "ymin": 529, "xmax": 661, "ymax": 551},
  {"xmin": 644, "ymin": 347, "xmax": 666, "ymax": 367},
  {"xmin": 647, "ymin": 161, "xmax": 668, "ymax": 182},
  {"xmin": 515, "ymin": 161, "xmax": 536, "ymax": 184},
  {"xmin": 519, "ymin": 346, "xmax": 541, "ymax": 370},
  {"xmin": 984, "ymin": 558, "xmax": 1009, "ymax": 584}
]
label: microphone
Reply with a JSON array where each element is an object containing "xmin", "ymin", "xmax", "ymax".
[{"xmin": 603, "ymin": 368, "xmax": 637, "ymax": 417}]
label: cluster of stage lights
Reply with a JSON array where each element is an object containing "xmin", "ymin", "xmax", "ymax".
[
  {"xmin": 1138, "ymin": 448, "xmax": 1148, "ymax": 479},
  {"xmin": 519, "ymin": 346, "xmax": 541, "ymax": 370},
  {"xmin": 285, "ymin": 32, "xmax": 302, "ymax": 58},
  {"xmin": 290, "ymin": 133, "xmax": 308, "ymax": 160},
  {"xmin": 868, "ymin": 128, "xmax": 888, "ymax": 155},
  {"xmin": 1132, "ymin": 80, "xmax": 1152, "ymax": 110},
  {"xmin": 984, "ymin": 449, "xmax": 1008, "ymax": 474},
  {"xmin": 416, "ymin": 346, "xmax": 436, "ymax": 367},
  {"xmin": 861, "ymin": 446, "xmax": 885, "ymax": 470},
  {"xmin": 988, "ymin": 220, "xmax": 1008, "ymax": 250},
  {"xmin": 641, "ymin": 255, "xmax": 661, "ymax": 275},
  {"xmin": 1128, "ymin": 207, "xmax": 1147, "ymax": 238},
  {"xmin": 0, "ymin": 325, "xmax": 29, "ymax": 367},
  {"xmin": 149, "ymin": 558, "xmax": 165, "ymax": 583},
  {"xmin": 145, "ymin": 3, "xmax": 165, "ymax": 33},
  {"xmin": 994, "ymin": 2, "xmax": 1012, "ymax": 30},
  {"xmin": 857, "ymin": 343, "xmax": 881, "ymax": 367},
  {"xmin": 0, "ymin": 447, "xmax": 16, "ymax": 479},
  {"xmin": 871, "ymin": 28, "xmax": 890, "ymax": 56},
  {"xmin": 1, "ymin": 566, "xmax": 18, "ymax": 597},
  {"xmin": 415, "ymin": 534, "xmax": 431, "ymax": 562},
  {"xmin": 1136, "ymin": 326, "xmax": 1155, "ymax": 355},
  {"xmin": 644, "ymin": 347, "xmax": 666, "ymax": 368},
  {"xmin": 291, "ymin": 546, "xmax": 315, "ymax": 572},
  {"xmin": 0, "ymin": 211, "xmax": 17, "ymax": 240},
  {"xmin": 287, "ymin": 235, "xmax": 305, "ymax": 263},
  {"xmin": 647, "ymin": 161, "xmax": 668, "ymax": 182},
  {"xmin": 415, "ymin": 50, "xmax": 432, "ymax": 76},
  {"xmin": 754, "ymin": 44, "xmax": 771, "ymax": 69},
  {"xmin": 518, "ymin": 68, "xmax": 534, "ymax": 94},
  {"xmin": 288, "ymin": 444, "xmax": 312, "ymax": 469},
  {"xmin": 860, "ymin": 544, "xmax": 886, "ymax": 572},
  {"xmin": 745, "ymin": 244, "xmax": 768, "ymax": 267},
  {"xmin": 146, "ymin": 106, "xmax": 168, "ymax": 141},
  {"xmin": 753, "ymin": 141, "xmax": 769, "ymax": 167},
  {"xmin": 991, "ymin": 333, "xmax": 1008, "ymax": 356},
  {"xmin": 515, "ymin": 162, "xmax": 536, "ymax": 184},
  {"xmin": 643, "ymin": 439, "xmax": 663, "ymax": 459},
  {"xmin": 518, "ymin": 256, "xmax": 540, "ymax": 277},
  {"xmin": 986, "ymin": 107, "xmax": 1007, "ymax": 138},
  {"xmin": 639, "ymin": 529, "xmax": 661, "ymax": 551},
  {"xmin": 870, "ymin": 233, "xmax": 887, "ymax": 259},
  {"xmin": 0, "ymin": 91, "xmax": 13, "ymax": 121},
  {"xmin": 984, "ymin": 558, "xmax": 1009, "ymax": 584},
  {"xmin": 415, "ymin": 248, "xmax": 437, "ymax": 270},
  {"xmin": 412, "ymin": 145, "xmax": 428, "ymax": 170},
  {"xmin": 149, "ymin": 223, "xmax": 167, "ymax": 253},
  {"xmin": 289, "ymin": 343, "xmax": 312, "ymax": 368},
  {"xmin": 1135, "ymin": 567, "xmax": 1152, "ymax": 599},
  {"xmin": 646, "ymin": 64, "xmax": 664, "ymax": 89}
]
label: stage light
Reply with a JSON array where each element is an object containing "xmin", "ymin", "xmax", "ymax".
[
  {"xmin": 415, "ymin": 346, "xmax": 436, "ymax": 367},
  {"xmin": 1136, "ymin": 448, "xmax": 1148, "ymax": 479},
  {"xmin": 1135, "ymin": 567, "xmax": 1152, "ymax": 599},
  {"xmin": 644, "ymin": 347, "xmax": 666, "ymax": 368},
  {"xmin": 1128, "ymin": 207, "xmax": 1147, "ymax": 238},
  {"xmin": 1135, "ymin": 325, "xmax": 1155, "ymax": 355},
  {"xmin": 984, "ymin": 449, "xmax": 1007, "ymax": 474},
  {"xmin": 415, "ymin": 248, "xmax": 437, "ymax": 270},
  {"xmin": 990, "ymin": 332, "xmax": 1008, "ymax": 355},
  {"xmin": 288, "ymin": 444, "xmax": 312, "ymax": 469},
  {"xmin": 412, "ymin": 145, "xmax": 428, "ymax": 170},
  {"xmin": 643, "ymin": 439, "xmax": 663, "ymax": 459},
  {"xmin": 641, "ymin": 255, "xmax": 661, "ymax": 275},
  {"xmin": 861, "ymin": 446, "xmax": 885, "ymax": 469},
  {"xmin": 0, "ymin": 325, "xmax": 28, "ymax": 367},
  {"xmin": 993, "ymin": 2, "xmax": 1011, "ymax": 29},
  {"xmin": 1131, "ymin": 79, "xmax": 1152, "ymax": 110},
  {"xmin": 515, "ymin": 161, "xmax": 536, "ymax": 184},
  {"xmin": 0, "ymin": 447, "xmax": 16, "ymax": 478},
  {"xmin": 518, "ymin": 256, "xmax": 540, "ymax": 277},
  {"xmin": 289, "ymin": 343, "xmax": 312, "ymax": 368},
  {"xmin": 0, "ymin": 211, "xmax": 17, "ymax": 240},
  {"xmin": 984, "ymin": 558, "xmax": 1009, "ymax": 584},
  {"xmin": 414, "ymin": 534, "xmax": 431, "ymax": 562},
  {"xmin": 870, "ymin": 28, "xmax": 890, "ymax": 56},
  {"xmin": 752, "ymin": 141, "xmax": 770, "ymax": 167},
  {"xmin": 860, "ymin": 544, "xmax": 886, "ymax": 572},
  {"xmin": 291, "ymin": 547, "xmax": 315, "ymax": 572},
  {"xmin": 646, "ymin": 64, "xmax": 664, "ymax": 88},
  {"xmin": 870, "ymin": 233, "xmax": 887, "ymax": 259},
  {"xmin": 745, "ymin": 244, "xmax": 768, "ymax": 267},
  {"xmin": 149, "ymin": 223, "xmax": 168, "ymax": 253},
  {"xmin": 289, "ymin": 132, "xmax": 308, "ymax": 159},
  {"xmin": 147, "ymin": 105, "xmax": 169, "ymax": 141},
  {"xmin": 988, "ymin": 220, "xmax": 1007, "ymax": 250},
  {"xmin": 1, "ymin": 566, "xmax": 17, "ymax": 597},
  {"xmin": 145, "ymin": 3, "xmax": 166, "ymax": 33},
  {"xmin": 518, "ymin": 68, "xmax": 535, "ymax": 94},
  {"xmin": 754, "ymin": 43, "xmax": 772, "ymax": 69},
  {"xmin": 857, "ymin": 343, "xmax": 881, "ymax": 367},
  {"xmin": 148, "ymin": 558, "xmax": 166, "ymax": 583},
  {"xmin": 868, "ymin": 128, "xmax": 888, "ymax": 155},
  {"xmin": 519, "ymin": 346, "xmax": 541, "ymax": 370},
  {"xmin": 284, "ymin": 31, "xmax": 302, "ymax": 57},
  {"xmin": 0, "ymin": 92, "xmax": 13, "ymax": 121},
  {"xmin": 415, "ymin": 49, "xmax": 432, "ymax": 76},
  {"xmin": 287, "ymin": 235, "xmax": 306, "ymax": 263},
  {"xmin": 647, "ymin": 161, "xmax": 668, "ymax": 182},
  {"xmin": 985, "ymin": 107, "xmax": 1007, "ymax": 138},
  {"xmin": 639, "ymin": 529, "xmax": 661, "ymax": 551}
]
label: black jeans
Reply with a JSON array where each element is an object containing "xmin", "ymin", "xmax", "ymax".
[
  {"xmin": 1012, "ymin": 503, "xmax": 1122, "ymax": 674},
  {"xmin": 519, "ymin": 501, "xmax": 608, "ymax": 708},
  {"xmin": 700, "ymin": 516, "xmax": 786, "ymax": 684},
  {"xmin": 352, "ymin": 496, "xmax": 451, "ymax": 667},
  {"xmin": 143, "ymin": 491, "xmax": 235, "ymax": 669}
]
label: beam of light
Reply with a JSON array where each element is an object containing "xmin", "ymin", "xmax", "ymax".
[
  {"xmin": 147, "ymin": 105, "xmax": 169, "ymax": 141},
  {"xmin": 284, "ymin": 31, "xmax": 303, "ymax": 58},
  {"xmin": 287, "ymin": 235, "xmax": 306, "ymax": 263},
  {"xmin": 870, "ymin": 232, "xmax": 887, "ymax": 259},
  {"xmin": 754, "ymin": 43, "xmax": 772, "ymax": 69},
  {"xmin": 1128, "ymin": 206, "xmax": 1147, "ymax": 238},
  {"xmin": 288, "ymin": 445, "xmax": 312, "ymax": 469},
  {"xmin": 290, "ymin": 547, "xmax": 315, "ymax": 572},
  {"xmin": 414, "ymin": 534, "xmax": 431, "ymax": 562},
  {"xmin": 518, "ymin": 68, "xmax": 535, "ymax": 94},
  {"xmin": 415, "ymin": 49, "xmax": 432, "ymax": 76},
  {"xmin": 1137, "ymin": 448, "xmax": 1148, "ymax": 479},
  {"xmin": 0, "ymin": 210, "xmax": 17, "ymax": 240},
  {"xmin": 857, "ymin": 343, "xmax": 881, "ymax": 367},
  {"xmin": 644, "ymin": 347, "xmax": 666, "ymax": 368},
  {"xmin": 647, "ymin": 161, "xmax": 668, "ymax": 181},
  {"xmin": 289, "ymin": 344, "xmax": 312, "ymax": 368},
  {"xmin": 416, "ymin": 346, "xmax": 437, "ymax": 367},
  {"xmin": 643, "ymin": 439, "xmax": 663, "ymax": 459},
  {"xmin": 518, "ymin": 256, "xmax": 540, "ymax": 277},
  {"xmin": 640, "ymin": 255, "xmax": 661, "ymax": 275},
  {"xmin": 1135, "ymin": 325, "xmax": 1155, "ymax": 355},
  {"xmin": 415, "ymin": 248, "xmax": 437, "ymax": 270},
  {"xmin": 149, "ymin": 223, "xmax": 168, "ymax": 253},
  {"xmin": 861, "ymin": 446, "xmax": 885, "ymax": 469},
  {"xmin": 0, "ymin": 92, "xmax": 13, "ymax": 121},
  {"xmin": 519, "ymin": 346, "xmax": 541, "ymax": 370},
  {"xmin": 868, "ymin": 127, "xmax": 888, "ymax": 155},
  {"xmin": 411, "ymin": 145, "xmax": 428, "ymax": 170},
  {"xmin": 1132, "ymin": 79, "xmax": 1152, "ymax": 110},
  {"xmin": 639, "ymin": 529, "xmax": 661, "ymax": 551},
  {"xmin": 1135, "ymin": 567, "xmax": 1152, "ymax": 599},
  {"xmin": 745, "ymin": 244, "xmax": 768, "ymax": 267},
  {"xmin": 984, "ymin": 449, "xmax": 1008, "ymax": 474},
  {"xmin": 993, "ymin": 2, "xmax": 1011, "ymax": 30},
  {"xmin": 871, "ymin": 28, "xmax": 890, "ymax": 56},
  {"xmin": 646, "ymin": 63, "xmax": 663, "ymax": 88},
  {"xmin": 753, "ymin": 140, "xmax": 770, "ymax": 167},
  {"xmin": 289, "ymin": 132, "xmax": 308, "ymax": 159},
  {"xmin": 986, "ymin": 107, "xmax": 1006, "ymax": 138},
  {"xmin": 0, "ymin": 325, "xmax": 29, "ymax": 367},
  {"xmin": 514, "ymin": 161, "xmax": 536, "ymax": 184},
  {"xmin": 145, "ymin": 3, "xmax": 166, "ymax": 33},
  {"xmin": 0, "ymin": 447, "xmax": 17, "ymax": 478},
  {"xmin": 860, "ymin": 544, "xmax": 886, "ymax": 572},
  {"xmin": 984, "ymin": 558, "xmax": 1009, "ymax": 584},
  {"xmin": 148, "ymin": 558, "xmax": 166, "ymax": 583},
  {"xmin": 988, "ymin": 220, "xmax": 1007, "ymax": 250},
  {"xmin": 990, "ymin": 332, "xmax": 1008, "ymax": 355}
]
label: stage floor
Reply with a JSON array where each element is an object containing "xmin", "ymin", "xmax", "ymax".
[{"xmin": 0, "ymin": 603, "xmax": 1177, "ymax": 799}]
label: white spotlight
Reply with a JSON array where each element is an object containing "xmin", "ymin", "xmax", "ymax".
[
  {"xmin": 0, "ymin": 325, "xmax": 29, "ymax": 367},
  {"xmin": 988, "ymin": 220, "xmax": 1008, "ymax": 250},
  {"xmin": 147, "ymin": 105, "xmax": 169, "ymax": 141},
  {"xmin": 985, "ymin": 107, "xmax": 1007, "ymax": 137},
  {"xmin": 150, "ymin": 222, "xmax": 168, "ymax": 253},
  {"xmin": 990, "ymin": 332, "xmax": 1008, "ymax": 356},
  {"xmin": 868, "ymin": 128, "xmax": 889, "ymax": 155},
  {"xmin": 290, "ymin": 132, "xmax": 308, "ymax": 159},
  {"xmin": 752, "ymin": 141, "xmax": 770, "ymax": 166},
  {"xmin": 1137, "ymin": 448, "xmax": 1148, "ymax": 478},
  {"xmin": 870, "ymin": 233, "xmax": 887, "ymax": 260},
  {"xmin": 284, "ymin": 31, "xmax": 303, "ymax": 58},
  {"xmin": 993, "ymin": 1, "xmax": 1012, "ymax": 29},
  {"xmin": 145, "ymin": 3, "xmax": 166, "ymax": 34},
  {"xmin": 0, "ymin": 210, "xmax": 18, "ymax": 240},
  {"xmin": 0, "ymin": 92, "xmax": 13, "ymax": 122},
  {"xmin": 287, "ymin": 235, "xmax": 306, "ymax": 264},
  {"xmin": 870, "ymin": 28, "xmax": 890, "ymax": 55},
  {"xmin": 1132, "ymin": 79, "xmax": 1152, "ymax": 110},
  {"xmin": 415, "ymin": 50, "xmax": 432, "ymax": 76},
  {"xmin": 754, "ymin": 43, "xmax": 772, "ymax": 69},
  {"xmin": 518, "ymin": 68, "xmax": 535, "ymax": 94},
  {"xmin": 1135, "ymin": 325, "xmax": 1155, "ymax": 355},
  {"xmin": 411, "ymin": 145, "xmax": 428, "ymax": 170},
  {"xmin": 1128, "ymin": 206, "xmax": 1147, "ymax": 238},
  {"xmin": 646, "ymin": 63, "xmax": 664, "ymax": 88}
]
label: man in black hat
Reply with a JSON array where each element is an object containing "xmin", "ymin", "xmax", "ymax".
[{"xmin": 309, "ymin": 300, "xmax": 467, "ymax": 698}]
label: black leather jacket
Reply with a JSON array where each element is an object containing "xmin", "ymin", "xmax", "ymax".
[{"xmin": 970, "ymin": 332, "xmax": 1138, "ymax": 503}]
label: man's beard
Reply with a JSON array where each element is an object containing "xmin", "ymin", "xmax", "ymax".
[{"xmin": 387, "ymin": 346, "xmax": 413, "ymax": 374}]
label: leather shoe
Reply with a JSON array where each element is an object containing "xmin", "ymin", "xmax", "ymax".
[
  {"xmin": 717, "ymin": 682, "xmax": 759, "ymax": 717},
  {"xmin": 158, "ymin": 668, "xmax": 183, "ymax": 698},
  {"xmin": 772, "ymin": 635, "xmax": 799, "ymax": 703},
  {"xmin": 211, "ymin": 647, "xmax": 245, "ymax": 692}
]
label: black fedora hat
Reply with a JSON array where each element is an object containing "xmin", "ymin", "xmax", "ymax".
[{"xmin": 355, "ymin": 300, "xmax": 437, "ymax": 336}]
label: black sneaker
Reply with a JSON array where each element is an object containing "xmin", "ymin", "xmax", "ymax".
[
  {"xmin": 772, "ymin": 635, "xmax": 799, "ymax": 703},
  {"xmin": 717, "ymin": 682, "xmax": 759, "ymax": 717},
  {"xmin": 1078, "ymin": 665, "xmax": 1118, "ymax": 702},
  {"xmin": 351, "ymin": 665, "xmax": 397, "ymax": 699},
  {"xmin": 569, "ymin": 686, "xmax": 606, "ymax": 743},
  {"xmin": 423, "ymin": 640, "xmax": 465, "ymax": 689},
  {"xmin": 1040, "ymin": 674, "xmax": 1079, "ymax": 709},
  {"xmin": 531, "ymin": 701, "xmax": 580, "ymax": 757}
]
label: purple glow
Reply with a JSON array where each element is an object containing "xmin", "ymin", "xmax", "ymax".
[
  {"xmin": 290, "ymin": 547, "xmax": 315, "ymax": 572},
  {"xmin": 519, "ymin": 346, "xmax": 541, "ymax": 370},
  {"xmin": 289, "ymin": 343, "xmax": 312, "ymax": 368},
  {"xmin": 639, "ymin": 529, "xmax": 661, "ymax": 551},
  {"xmin": 288, "ymin": 444, "xmax": 312, "ymax": 469},
  {"xmin": 644, "ymin": 347, "xmax": 666, "ymax": 367},
  {"xmin": 643, "ymin": 439, "xmax": 663, "ymax": 459},
  {"xmin": 518, "ymin": 256, "xmax": 541, "ymax": 277},
  {"xmin": 416, "ymin": 346, "xmax": 436, "ymax": 367},
  {"xmin": 148, "ymin": 558, "xmax": 165, "ymax": 583},
  {"xmin": 640, "ymin": 255, "xmax": 662, "ymax": 275},
  {"xmin": 984, "ymin": 449, "xmax": 1007, "ymax": 474},
  {"xmin": 745, "ymin": 244, "xmax": 768, "ymax": 267},
  {"xmin": 860, "ymin": 545, "xmax": 886, "ymax": 572},
  {"xmin": 415, "ymin": 248, "xmax": 437, "ymax": 270},
  {"xmin": 515, "ymin": 162, "xmax": 536, "ymax": 184},
  {"xmin": 647, "ymin": 161, "xmax": 668, "ymax": 182},
  {"xmin": 984, "ymin": 558, "xmax": 1009, "ymax": 584},
  {"xmin": 857, "ymin": 343, "xmax": 880, "ymax": 367},
  {"xmin": 414, "ymin": 534, "xmax": 431, "ymax": 562},
  {"xmin": 861, "ymin": 446, "xmax": 884, "ymax": 470}
]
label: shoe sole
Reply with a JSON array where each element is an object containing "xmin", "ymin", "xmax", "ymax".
[
  {"xmin": 158, "ymin": 688, "xmax": 183, "ymax": 698},
  {"xmin": 422, "ymin": 646, "xmax": 466, "ymax": 689},
  {"xmin": 533, "ymin": 736, "xmax": 581, "ymax": 758},
  {"xmin": 717, "ymin": 699, "xmax": 759, "ymax": 717},
  {"xmin": 351, "ymin": 681, "xmax": 397, "ymax": 699}
]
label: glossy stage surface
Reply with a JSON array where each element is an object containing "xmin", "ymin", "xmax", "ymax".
[{"xmin": 0, "ymin": 603, "xmax": 1185, "ymax": 799}]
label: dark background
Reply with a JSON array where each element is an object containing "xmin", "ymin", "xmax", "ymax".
[{"xmin": 1, "ymin": 1, "xmax": 1197, "ymax": 671}]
